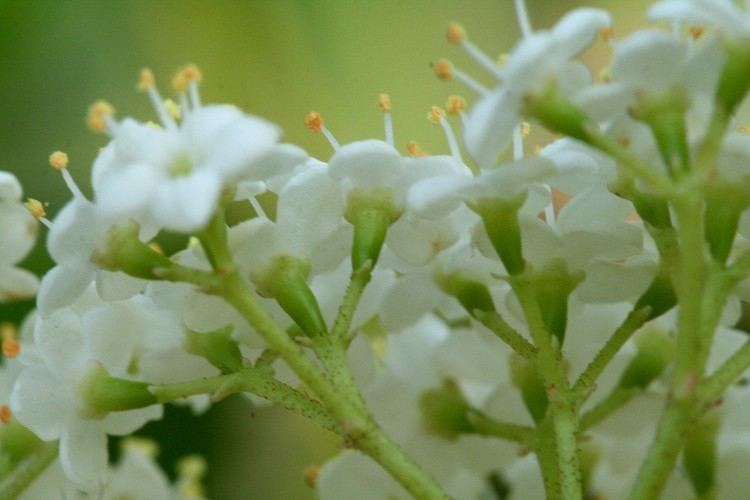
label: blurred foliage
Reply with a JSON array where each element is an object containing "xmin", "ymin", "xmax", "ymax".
[{"xmin": 0, "ymin": 1, "xmax": 653, "ymax": 498}]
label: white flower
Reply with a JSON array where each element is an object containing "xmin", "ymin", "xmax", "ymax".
[
  {"xmin": 0, "ymin": 171, "xmax": 38, "ymax": 302},
  {"xmin": 10, "ymin": 290, "xmax": 162, "ymax": 489},
  {"xmin": 650, "ymin": 0, "xmax": 750, "ymax": 38}
]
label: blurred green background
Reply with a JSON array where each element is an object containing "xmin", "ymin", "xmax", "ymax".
[{"xmin": 0, "ymin": 1, "xmax": 653, "ymax": 498}]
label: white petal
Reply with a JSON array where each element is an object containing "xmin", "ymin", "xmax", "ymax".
[
  {"xmin": 37, "ymin": 264, "xmax": 94, "ymax": 318},
  {"xmin": 328, "ymin": 140, "xmax": 404, "ymax": 186},
  {"xmin": 240, "ymin": 143, "xmax": 308, "ymax": 182},
  {"xmin": 477, "ymin": 157, "xmax": 556, "ymax": 199},
  {"xmin": 150, "ymin": 170, "xmax": 222, "ymax": 233},
  {"xmin": 649, "ymin": 0, "xmax": 749, "ymax": 38},
  {"xmin": 0, "ymin": 202, "xmax": 37, "ymax": 264},
  {"xmin": 81, "ymin": 302, "xmax": 142, "ymax": 374},
  {"xmin": 47, "ymin": 199, "xmax": 100, "ymax": 266},
  {"xmin": 612, "ymin": 30, "xmax": 687, "ymax": 91},
  {"xmin": 463, "ymin": 89, "xmax": 519, "ymax": 169},
  {"xmin": 380, "ymin": 271, "xmax": 443, "ymax": 330},
  {"xmin": 0, "ymin": 171, "xmax": 22, "ymax": 201},
  {"xmin": 34, "ymin": 308, "xmax": 87, "ymax": 376},
  {"xmin": 576, "ymin": 257, "xmax": 657, "ymax": 303},
  {"xmin": 387, "ymin": 213, "xmax": 459, "ymax": 266},
  {"xmin": 0, "ymin": 266, "xmax": 38, "ymax": 302},
  {"xmin": 94, "ymin": 163, "xmax": 161, "ymax": 222},
  {"xmin": 95, "ymin": 270, "xmax": 145, "ymax": 301},
  {"xmin": 407, "ymin": 175, "xmax": 475, "ymax": 220},
  {"xmin": 10, "ymin": 365, "xmax": 70, "ymax": 440},
  {"xmin": 59, "ymin": 421, "xmax": 108, "ymax": 489},
  {"xmin": 551, "ymin": 8, "xmax": 612, "ymax": 59},
  {"xmin": 102, "ymin": 404, "xmax": 163, "ymax": 435}
]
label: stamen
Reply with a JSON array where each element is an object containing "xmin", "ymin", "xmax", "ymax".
[
  {"xmin": 599, "ymin": 67, "xmax": 613, "ymax": 83},
  {"xmin": 25, "ymin": 198, "xmax": 52, "ymax": 228},
  {"xmin": 428, "ymin": 106, "xmax": 461, "ymax": 161},
  {"xmin": 446, "ymin": 22, "xmax": 503, "ymax": 79},
  {"xmin": 513, "ymin": 0, "xmax": 533, "ymax": 38},
  {"xmin": 49, "ymin": 151, "xmax": 85, "ymax": 201},
  {"xmin": 738, "ymin": 125, "xmax": 750, "ymax": 134},
  {"xmin": 304, "ymin": 465, "xmax": 320, "ymax": 488},
  {"xmin": 86, "ymin": 100, "xmax": 115, "ymax": 134},
  {"xmin": 0, "ymin": 405, "xmax": 11, "ymax": 424},
  {"xmin": 137, "ymin": 68, "xmax": 177, "ymax": 130},
  {"xmin": 446, "ymin": 95, "xmax": 468, "ymax": 127},
  {"xmin": 172, "ymin": 64, "xmax": 203, "ymax": 110},
  {"xmin": 407, "ymin": 140, "xmax": 428, "ymax": 157},
  {"xmin": 164, "ymin": 99, "xmax": 182, "ymax": 120},
  {"xmin": 304, "ymin": 111, "xmax": 340, "ymax": 151},
  {"xmin": 1, "ymin": 323, "xmax": 19, "ymax": 359},
  {"xmin": 433, "ymin": 59, "xmax": 489, "ymax": 95},
  {"xmin": 512, "ymin": 125, "xmax": 524, "ymax": 161},
  {"xmin": 378, "ymin": 94, "xmax": 395, "ymax": 146},
  {"xmin": 249, "ymin": 196, "xmax": 268, "ymax": 220},
  {"xmin": 688, "ymin": 26, "xmax": 704, "ymax": 40}
]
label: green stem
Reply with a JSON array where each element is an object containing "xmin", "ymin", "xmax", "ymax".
[
  {"xmin": 0, "ymin": 442, "xmax": 58, "ymax": 499},
  {"xmin": 150, "ymin": 369, "xmax": 339, "ymax": 432},
  {"xmin": 474, "ymin": 310, "xmax": 537, "ymax": 360},
  {"xmin": 698, "ymin": 341, "xmax": 750, "ymax": 406},
  {"xmin": 535, "ymin": 418, "xmax": 561, "ymax": 500},
  {"xmin": 571, "ymin": 307, "xmax": 651, "ymax": 406},
  {"xmin": 467, "ymin": 409, "xmax": 535, "ymax": 444},
  {"xmin": 579, "ymin": 387, "xmax": 638, "ymax": 431},
  {"xmin": 331, "ymin": 262, "xmax": 373, "ymax": 346}
]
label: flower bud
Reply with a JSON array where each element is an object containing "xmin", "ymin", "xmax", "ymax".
[
  {"xmin": 93, "ymin": 221, "xmax": 173, "ymax": 280},
  {"xmin": 78, "ymin": 362, "xmax": 157, "ymax": 419},
  {"xmin": 471, "ymin": 192, "xmax": 527, "ymax": 275},
  {"xmin": 434, "ymin": 271, "xmax": 495, "ymax": 315},
  {"xmin": 419, "ymin": 380, "xmax": 474, "ymax": 440},
  {"xmin": 716, "ymin": 38, "xmax": 750, "ymax": 115},
  {"xmin": 524, "ymin": 259, "xmax": 584, "ymax": 345},
  {"xmin": 618, "ymin": 325, "xmax": 674, "ymax": 389},
  {"xmin": 683, "ymin": 410, "xmax": 721, "ymax": 498},
  {"xmin": 344, "ymin": 187, "xmax": 402, "ymax": 270},
  {"xmin": 251, "ymin": 255, "xmax": 327, "ymax": 337},
  {"xmin": 704, "ymin": 182, "xmax": 749, "ymax": 263},
  {"xmin": 184, "ymin": 325, "xmax": 243, "ymax": 373},
  {"xmin": 510, "ymin": 354, "xmax": 548, "ymax": 423}
]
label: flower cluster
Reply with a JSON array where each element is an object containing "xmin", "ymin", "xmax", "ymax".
[{"xmin": 3, "ymin": 0, "xmax": 750, "ymax": 499}]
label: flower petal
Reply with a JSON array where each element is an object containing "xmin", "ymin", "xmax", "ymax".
[
  {"xmin": 328, "ymin": 140, "xmax": 404, "ymax": 186},
  {"xmin": 10, "ymin": 364, "xmax": 70, "ymax": 440},
  {"xmin": 59, "ymin": 421, "xmax": 108, "ymax": 489},
  {"xmin": 463, "ymin": 89, "xmax": 519, "ymax": 169},
  {"xmin": 150, "ymin": 170, "xmax": 222, "ymax": 233}
]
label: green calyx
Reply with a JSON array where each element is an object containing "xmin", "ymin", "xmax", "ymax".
[
  {"xmin": 184, "ymin": 325, "xmax": 244, "ymax": 374},
  {"xmin": 434, "ymin": 271, "xmax": 495, "ymax": 315},
  {"xmin": 716, "ymin": 37, "xmax": 750, "ymax": 115},
  {"xmin": 618, "ymin": 325, "xmax": 674, "ymax": 390},
  {"xmin": 251, "ymin": 255, "xmax": 327, "ymax": 337},
  {"xmin": 78, "ymin": 363, "xmax": 157, "ymax": 419},
  {"xmin": 521, "ymin": 81, "xmax": 593, "ymax": 141},
  {"xmin": 683, "ymin": 410, "xmax": 721, "ymax": 498},
  {"xmin": 419, "ymin": 379, "xmax": 474, "ymax": 440},
  {"xmin": 523, "ymin": 259, "xmax": 583, "ymax": 346},
  {"xmin": 704, "ymin": 182, "xmax": 749, "ymax": 264},
  {"xmin": 630, "ymin": 87, "xmax": 690, "ymax": 176},
  {"xmin": 635, "ymin": 262, "xmax": 677, "ymax": 320},
  {"xmin": 92, "ymin": 221, "xmax": 173, "ymax": 280},
  {"xmin": 471, "ymin": 192, "xmax": 527, "ymax": 276},
  {"xmin": 510, "ymin": 353, "xmax": 549, "ymax": 423},
  {"xmin": 345, "ymin": 187, "xmax": 402, "ymax": 270}
]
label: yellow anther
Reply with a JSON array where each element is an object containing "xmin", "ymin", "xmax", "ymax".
[
  {"xmin": 521, "ymin": 122, "xmax": 531, "ymax": 139},
  {"xmin": 446, "ymin": 95, "xmax": 467, "ymax": 115},
  {"xmin": 688, "ymin": 25, "xmax": 705, "ymax": 40},
  {"xmin": 148, "ymin": 242, "xmax": 164, "ymax": 255},
  {"xmin": 433, "ymin": 59, "xmax": 454, "ymax": 81},
  {"xmin": 407, "ymin": 140, "xmax": 428, "ymax": 157},
  {"xmin": 598, "ymin": 27, "xmax": 614, "ymax": 42},
  {"xmin": 122, "ymin": 437, "xmax": 159, "ymax": 458},
  {"xmin": 86, "ymin": 100, "xmax": 115, "ymax": 133},
  {"xmin": 303, "ymin": 465, "xmax": 320, "ymax": 488},
  {"xmin": 172, "ymin": 63, "xmax": 202, "ymax": 92},
  {"xmin": 427, "ymin": 106, "xmax": 446, "ymax": 125},
  {"xmin": 738, "ymin": 125, "xmax": 750, "ymax": 134},
  {"xmin": 446, "ymin": 22, "xmax": 466, "ymax": 44},
  {"xmin": 304, "ymin": 111, "xmax": 324, "ymax": 133},
  {"xmin": 497, "ymin": 53, "xmax": 509, "ymax": 67},
  {"xmin": 598, "ymin": 66, "xmax": 612, "ymax": 83},
  {"xmin": 377, "ymin": 93, "xmax": 392, "ymax": 112},
  {"xmin": 164, "ymin": 99, "xmax": 182, "ymax": 120},
  {"xmin": 0, "ymin": 405, "xmax": 11, "ymax": 424},
  {"xmin": 1, "ymin": 323, "xmax": 19, "ymax": 359},
  {"xmin": 138, "ymin": 68, "xmax": 155, "ymax": 91},
  {"xmin": 177, "ymin": 455, "xmax": 208, "ymax": 479},
  {"xmin": 533, "ymin": 145, "xmax": 543, "ymax": 156},
  {"xmin": 24, "ymin": 199, "xmax": 46, "ymax": 219},
  {"xmin": 48, "ymin": 151, "xmax": 69, "ymax": 171}
]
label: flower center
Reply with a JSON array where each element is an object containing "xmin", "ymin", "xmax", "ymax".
[{"xmin": 168, "ymin": 153, "xmax": 193, "ymax": 177}]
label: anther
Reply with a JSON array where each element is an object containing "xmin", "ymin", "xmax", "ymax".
[
  {"xmin": 24, "ymin": 198, "xmax": 49, "ymax": 223},
  {"xmin": 138, "ymin": 68, "xmax": 156, "ymax": 91},
  {"xmin": 0, "ymin": 405, "xmax": 11, "ymax": 424},
  {"xmin": 433, "ymin": 59, "xmax": 488, "ymax": 95},
  {"xmin": 407, "ymin": 141, "xmax": 428, "ymax": 157},
  {"xmin": 48, "ymin": 150, "xmax": 85, "ymax": 201},
  {"xmin": 427, "ymin": 106, "xmax": 446, "ymax": 125},
  {"xmin": 738, "ymin": 125, "xmax": 750, "ymax": 134},
  {"xmin": 304, "ymin": 111, "xmax": 340, "ymax": 151},
  {"xmin": 164, "ymin": 99, "xmax": 182, "ymax": 120},
  {"xmin": 520, "ymin": 122, "xmax": 531, "ymax": 139},
  {"xmin": 446, "ymin": 23, "xmax": 503, "ymax": 78},
  {"xmin": 378, "ymin": 94, "xmax": 395, "ymax": 146},
  {"xmin": 172, "ymin": 64, "xmax": 203, "ymax": 110},
  {"xmin": 446, "ymin": 95, "xmax": 467, "ymax": 115},
  {"xmin": 434, "ymin": 59, "xmax": 454, "ymax": 81},
  {"xmin": 598, "ymin": 27, "xmax": 614, "ymax": 43},
  {"xmin": 86, "ymin": 100, "xmax": 115, "ymax": 134},
  {"xmin": 429, "ymin": 106, "xmax": 462, "ymax": 161},
  {"xmin": 688, "ymin": 26, "xmax": 704, "ymax": 40},
  {"xmin": 446, "ymin": 22, "xmax": 466, "ymax": 44},
  {"xmin": 303, "ymin": 465, "xmax": 320, "ymax": 488},
  {"xmin": 1, "ymin": 323, "xmax": 19, "ymax": 359}
]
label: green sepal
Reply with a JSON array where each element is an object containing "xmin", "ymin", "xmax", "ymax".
[
  {"xmin": 618, "ymin": 325, "xmax": 674, "ymax": 389},
  {"xmin": 704, "ymin": 183, "xmax": 749, "ymax": 264},
  {"xmin": 510, "ymin": 354, "xmax": 548, "ymax": 423},
  {"xmin": 184, "ymin": 325, "xmax": 244, "ymax": 374},
  {"xmin": 472, "ymin": 193, "xmax": 527, "ymax": 276},
  {"xmin": 683, "ymin": 410, "xmax": 721, "ymax": 498},
  {"xmin": 93, "ymin": 221, "xmax": 174, "ymax": 280},
  {"xmin": 419, "ymin": 379, "xmax": 474, "ymax": 440},
  {"xmin": 521, "ymin": 82, "xmax": 592, "ymax": 141},
  {"xmin": 716, "ymin": 37, "xmax": 750, "ymax": 115},
  {"xmin": 251, "ymin": 255, "xmax": 327, "ymax": 337},
  {"xmin": 525, "ymin": 259, "xmax": 583, "ymax": 345},
  {"xmin": 345, "ymin": 187, "xmax": 401, "ymax": 270},
  {"xmin": 0, "ymin": 419, "xmax": 42, "ymax": 470},
  {"xmin": 630, "ymin": 87, "xmax": 690, "ymax": 176},
  {"xmin": 635, "ymin": 263, "xmax": 676, "ymax": 320},
  {"xmin": 78, "ymin": 363, "xmax": 157, "ymax": 419},
  {"xmin": 434, "ymin": 272, "xmax": 495, "ymax": 315}
]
